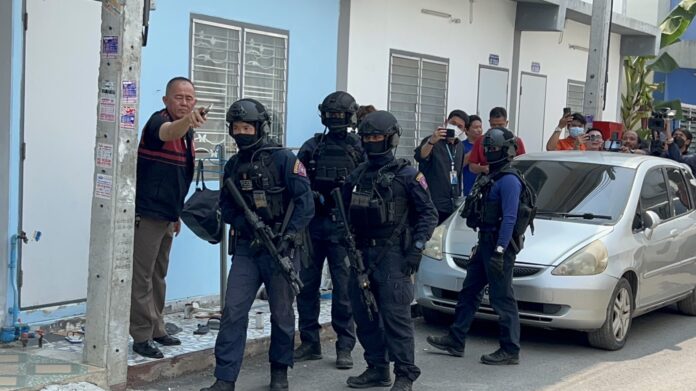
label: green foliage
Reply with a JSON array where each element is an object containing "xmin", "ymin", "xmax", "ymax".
[{"xmin": 621, "ymin": 0, "xmax": 696, "ymax": 131}]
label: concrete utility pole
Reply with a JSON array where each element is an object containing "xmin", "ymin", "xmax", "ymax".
[
  {"xmin": 583, "ymin": 0, "xmax": 613, "ymax": 121},
  {"xmin": 84, "ymin": 0, "xmax": 144, "ymax": 389}
]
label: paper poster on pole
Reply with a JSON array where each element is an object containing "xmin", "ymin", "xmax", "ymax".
[
  {"xmin": 96, "ymin": 143, "xmax": 114, "ymax": 169},
  {"xmin": 95, "ymin": 174, "xmax": 113, "ymax": 200}
]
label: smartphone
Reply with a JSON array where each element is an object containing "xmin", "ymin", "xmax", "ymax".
[
  {"xmin": 446, "ymin": 124, "xmax": 457, "ymax": 138},
  {"xmin": 201, "ymin": 103, "xmax": 214, "ymax": 115},
  {"xmin": 563, "ymin": 107, "xmax": 571, "ymax": 116}
]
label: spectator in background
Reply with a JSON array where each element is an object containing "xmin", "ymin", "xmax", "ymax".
[
  {"xmin": 469, "ymin": 107, "xmax": 526, "ymax": 175},
  {"xmin": 584, "ymin": 128, "xmax": 604, "ymax": 151},
  {"xmin": 620, "ymin": 130, "xmax": 648, "ymax": 154},
  {"xmin": 462, "ymin": 115, "xmax": 483, "ymax": 195},
  {"xmin": 415, "ymin": 110, "xmax": 467, "ymax": 224},
  {"xmin": 673, "ymin": 128, "xmax": 692, "ymax": 156},
  {"xmin": 546, "ymin": 113, "xmax": 587, "ymax": 151},
  {"xmin": 356, "ymin": 105, "xmax": 377, "ymax": 127}
]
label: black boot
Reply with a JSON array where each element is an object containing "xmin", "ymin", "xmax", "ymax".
[
  {"xmin": 480, "ymin": 348, "xmax": 519, "ymax": 365},
  {"xmin": 132, "ymin": 340, "xmax": 164, "ymax": 359},
  {"xmin": 199, "ymin": 379, "xmax": 235, "ymax": 391},
  {"xmin": 347, "ymin": 366, "xmax": 392, "ymax": 388},
  {"xmin": 270, "ymin": 364, "xmax": 289, "ymax": 390},
  {"xmin": 426, "ymin": 334, "xmax": 464, "ymax": 357},
  {"xmin": 336, "ymin": 349, "xmax": 353, "ymax": 369},
  {"xmin": 293, "ymin": 342, "xmax": 322, "ymax": 361},
  {"xmin": 390, "ymin": 377, "xmax": 413, "ymax": 391}
]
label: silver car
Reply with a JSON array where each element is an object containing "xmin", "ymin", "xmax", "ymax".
[{"xmin": 415, "ymin": 152, "xmax": 696, "ymax": 350}]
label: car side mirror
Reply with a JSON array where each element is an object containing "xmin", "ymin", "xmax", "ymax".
[{"xmin": 643, "ymin": 210, "xmax": 660, "ymax": 239}]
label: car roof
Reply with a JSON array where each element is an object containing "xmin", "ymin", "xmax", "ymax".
[{"xmin": 514, "ymin": 151, "xmax": 678, "ymax": 170}]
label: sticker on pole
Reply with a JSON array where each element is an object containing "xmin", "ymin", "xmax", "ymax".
[
  {"xmin": 103, "ymin": 0, "xmax": 125, "ymax": 15},
  {"xmin": 120, "ymin": 105, "xmax": 136, "ymax": 129},
  {"xmin": 122, "ymin": 81, "xmax": 138, "ymax": 103},
  {"xmin": 98, "ymin": 97, "xmax": 116, "ymax": 122},
  {"xmin": 96, "ymin": 143, "xmax": 114, "ymax": 169},
  {"xmin": 102, "ymin": 36, "xmax": 119, "ymax": 58},
  {"xmin": 101, "ymin": 81, "xmax": 116, "ymax": 96},
  {"xmin": 95, "ymin": 174, "xmax": 113, "ymax": 200}
]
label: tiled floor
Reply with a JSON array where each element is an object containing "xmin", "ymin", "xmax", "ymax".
[
  {"xmin": 41, "ymin": 296, "xmax": 334, "ymax": 366},
  {"xmin": 0, "ymin": 295, "xmax": 333, "ymax": 390},
  {"xmin": 0, "ymin": 352, "xmax": 100, "ymax": 390}
]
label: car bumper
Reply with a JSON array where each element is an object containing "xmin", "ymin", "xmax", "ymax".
[{"xmin": 415, "ymin": 254, "xmax": 619, "ymax": 331}]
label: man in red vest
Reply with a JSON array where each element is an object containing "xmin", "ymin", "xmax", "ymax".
[{"xmin": 130, "ymin": 77, "xmax": 207, "ymax": 358}]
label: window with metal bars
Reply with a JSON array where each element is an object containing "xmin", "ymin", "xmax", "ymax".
[
  {"xmin": 190, "ymin": 16, "xmax": 288, "ymax": 163},
  {"xmin": 566, "ymin": 80, "xmax": 585, "ymax": 115},
  {"xmin": 387, "ymin": 50, "xmax": 449, "ymax": 162}
]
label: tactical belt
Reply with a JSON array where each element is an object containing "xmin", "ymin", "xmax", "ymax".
[{"xmin": 355, "ymin": 237, "xmax": 395, "ymax": 248}]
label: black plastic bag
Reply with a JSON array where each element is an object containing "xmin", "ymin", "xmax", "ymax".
[{"xmin": 181, "ymin": 160, "xmax": 222, "ymax": 244}]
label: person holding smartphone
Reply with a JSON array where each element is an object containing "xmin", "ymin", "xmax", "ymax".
[
  {"xmin": 546, "ymin": 109, "xmax": 588, "ymax": 151},
  {"xmin": 414, "ymin": 110, "xmax": 467, "ymax": 224}
]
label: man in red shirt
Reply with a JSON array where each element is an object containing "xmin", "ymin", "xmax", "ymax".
[{"xmin": 469, "ymin": 107, "xmax": 526, "ymax": 175}]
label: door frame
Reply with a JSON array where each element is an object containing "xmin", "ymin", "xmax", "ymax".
[
  {"xmin": 476, "ymin": 64, "xmax": 509, "ymax": 118},
  {"xmin": 517, "ymin": 71, "xmax": 548, "ymax": 151}
]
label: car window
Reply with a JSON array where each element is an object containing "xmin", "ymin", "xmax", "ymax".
[
  {"xmin": 640, "ymin": 168, "xmax": 671, "ymax": 221},
  {"xmin": 512, "ymin": 160, "xmax": 635, "ymax": 225},
  {"xmin": 666, "ymin": 168, "xmax": 692, "ymax": 216},
  {"xmin": 683, "ymin": 169, "xmax": 696, "ymax": 207}
]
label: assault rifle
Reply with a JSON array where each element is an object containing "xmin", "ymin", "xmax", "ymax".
[
  {"xmin": 224, "ymin": 178, "xmax": 303, "ymax": 295},
  {"xmin": 330, "ymin": 188, "xmax": 379, "ymax": 321}
]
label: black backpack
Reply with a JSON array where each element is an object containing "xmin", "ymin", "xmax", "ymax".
[
  {"xmin": 181, "ymin": 160, "xmax": 223, "ymax": 244},
  {"xmin": 460, "ymin": 166, "xmax": 536, "ymax": 252}
]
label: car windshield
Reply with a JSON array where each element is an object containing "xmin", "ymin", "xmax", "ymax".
[{"xmin": 512, "ymin": 160, "xmax": 636, "ymax": 225}]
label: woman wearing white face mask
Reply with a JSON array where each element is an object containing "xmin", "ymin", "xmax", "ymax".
[{"xmin": 546, "ymin": 112, "xmax": 588, "ymax": 151}]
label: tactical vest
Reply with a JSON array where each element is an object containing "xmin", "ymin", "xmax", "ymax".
[
  {"xmin": 460, "ymin": 166, "xmax": 537, "ymax": 250},
  {"xmin": 231, "ymin": 147, "xmax": 287, "ymax": 227},
  {"xmin": 349, "ymin": 159, "xmax": 410, "ymax": 240},
  {"xmin": 309, "ymin": 133, "xmax": 362, "ymax": 198}
]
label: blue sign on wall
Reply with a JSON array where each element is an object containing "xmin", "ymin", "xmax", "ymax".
[{"xmin": 489, "ymin": 54, "xmax": 500, "ymax": 66}]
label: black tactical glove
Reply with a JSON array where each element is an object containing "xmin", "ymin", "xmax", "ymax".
[
  {"xmin": 489, "ymin": 252, "xmax": 504, "ymax": 276},
  {"xmin": 402, "ymin": 247, "xmax": 423, "ymax": 275},
  {"xmin": 277, "ymin": 232, "xmax": 297, "ymax": 258}
]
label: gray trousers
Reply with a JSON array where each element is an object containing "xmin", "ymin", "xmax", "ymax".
[{"xmin": 129, "ymin": 216, "xmax": 174, "ymax": 343}]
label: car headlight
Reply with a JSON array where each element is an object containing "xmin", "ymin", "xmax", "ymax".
[
  {"xmin": 423, "ymin": 224, "xmax": 446, "ymax": 260},
  {"xmin": 552, "ymin": 240, "xmax": 608, "ymax": 276}
]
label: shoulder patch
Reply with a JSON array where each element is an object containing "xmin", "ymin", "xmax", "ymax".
[
  {"xmin": 293, "ymin": 160, "xmax": 307, "ymax": 177},
  {"xmin": 415, "ymin": 172, "xmax": 428, "ymax": 190}
]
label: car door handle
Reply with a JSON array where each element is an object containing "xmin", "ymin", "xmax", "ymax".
[{"xmin": 670, "ymin": 229, "xmax": 679, "ymax": 238}]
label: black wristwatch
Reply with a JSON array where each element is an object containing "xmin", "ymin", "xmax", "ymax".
[{"xmin": 494, "ymin": 245, "xmax": 505, "ymax": 255}]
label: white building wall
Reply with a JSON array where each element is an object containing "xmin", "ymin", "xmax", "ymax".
[
  {"xmin": 518, "ymin": 20, "xmax": 623, "ymax": 151},
  {"xmin": 346, "ymin": 0, "xmax": 517, "ymax": 115},
  {"xmin": 347, "ymin": 1, "xmax": 624, "ymax": 153}
]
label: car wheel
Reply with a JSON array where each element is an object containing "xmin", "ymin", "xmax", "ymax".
[
  {"xmin": 421, "ymin": 307, "xmax": 453, "ymax": 326},
  {"xmin": 587, "ymin": 278, "xmax": 633, "ymax": 351},
  {"xmin": 677, "ymin": 288, "xmax": 696, "ymax": 316}
]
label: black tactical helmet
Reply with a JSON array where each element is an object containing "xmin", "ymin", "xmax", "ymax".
[
  {"xmin": 357, "ymin": 110, "xmax": 402, "ymax": 156},
  {"xmin": 226, "ymin": 98, "xmax": 271, "ymax": 150},
  {"xmin": 483, "ymin": 127, "xmax": 517, "ymax": 165},
  {"xmin": 318, "ymin": 91, "xmax": 358, "ymax": 129},
  {"xmin": 226, "ymin": 98, "xmax": 270, "ymax": 134}
]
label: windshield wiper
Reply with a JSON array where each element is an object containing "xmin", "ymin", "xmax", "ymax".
[{"xmin": 536, "ymin": 211, "xmax": 612, "ymax": 220}]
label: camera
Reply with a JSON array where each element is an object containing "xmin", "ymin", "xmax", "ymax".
[
  {"xmin": 648, "ymin": 108, "xmax": 676, "ymax": 156},
  {"xmin": 446, "ymin": 124, "xmax": 457, "ymax": 138},
  {"xmin": 604, "ymin": 132, "xmax": 622, "ymax": 152}
]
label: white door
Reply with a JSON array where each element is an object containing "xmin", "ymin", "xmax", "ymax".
[
  {"xmin": 20, "ymin": 0, "xmax": 101, "ymax": 308},
  {"xmin": 517, "ymin": 73, "xmax": 547, "ymax": 152},
  {"xmin": 476, "ymin": 66, "xmax": 509, "ymax": 123}
]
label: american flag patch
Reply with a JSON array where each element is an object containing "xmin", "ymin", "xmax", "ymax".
[
  {"xmin": 293, "ymin": 160, "xmax": 307, "ymax": 177},
  {"xmin": 416, "ymin": 172, "xmax": 428, "ymax": 190}
]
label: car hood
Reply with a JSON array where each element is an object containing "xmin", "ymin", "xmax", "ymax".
[{"xmin": 444, "ymin": 216, "xmax": 613, "ymax": 266}]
